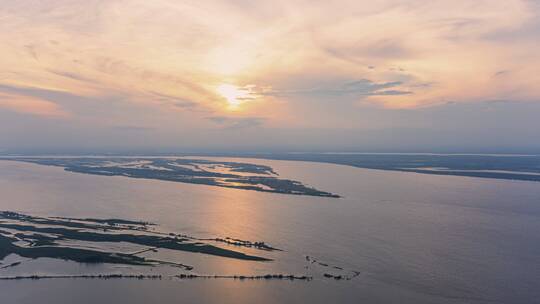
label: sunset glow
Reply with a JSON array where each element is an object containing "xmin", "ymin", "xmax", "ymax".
[
  {"xmin": 1, "ymin": 3, "xmax": 540, "ymax": 302},
  {"xmin": 217, "ymin": 84, "xmax": 250, "ymax": 109},
  {"xmin": 0, "ymin": 0, "xmax": 539, "ymax": 151}
]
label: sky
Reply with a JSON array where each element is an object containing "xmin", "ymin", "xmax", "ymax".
[{"xmin": 1, "ymin": 0, "xmax": 539, "ymax": 153}]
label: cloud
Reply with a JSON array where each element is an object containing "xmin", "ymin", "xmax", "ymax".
[
  {"xmin": 263, "ymin": 79, "xmax": 411, "ymax": 98},
  {"xmin": 493, "ymin": 70, "xmax": 510, "ymax": 77},
  {"xmin": 110, "ymin": 125, "xmax": 153, "ymax": 132},
  {"xmin": 147, "ymin": 91, "xmax": 199, "ymax": 110},
  {"xmin": 207, "ymin": 116, "xmax": 264, "ymax": 129},
  {"xmin": 0, "ymin": 92, "xmax": 69, "ymax": 118},
  {"xmin": 172, "ymin": 101, "xmax": 198, "ymax": 109},
  {"xmin": 1, "ymin": 0, "xmax": 538, "ymax": 113},
  {"xmin": 46, "ymin": 69, "xmax": 98, "ymax": 84},
  {"xmin": 0, "ymin": 84, "xmax": 96, "ymax": 104},
  {"xmin": 0, "ymin": 0, "xmax": 539, "ymax": 151}
]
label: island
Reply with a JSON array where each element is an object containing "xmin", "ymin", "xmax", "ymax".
[{"xmin": 7, "ymin": 158, "xmax": 340, "ymax": 198}]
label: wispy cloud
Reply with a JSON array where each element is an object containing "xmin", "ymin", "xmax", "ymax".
[
  {"xmin": 110, "ymin": 125, "xmax": 153, "ymax": 132},
  {"xmin": 0, "ymin": 92, "xmax": 69, "ymax": 118},
  {"xmin": 262, "ymin": 79, "xmax": 411, "ymax": 98},
  {"xmin": 0, "ymin": 0, "xmax": 537, "ymax": 114},
  {"xmin": 207, "ymin": 116, "xmax": 264, "ymax": 129},
  {"xmin": 0, "ymin": 0, "xmax": 539, "ymax": 150}
]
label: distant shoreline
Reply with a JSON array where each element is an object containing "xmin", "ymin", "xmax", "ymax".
[{"xmin": 2, "ymin": 153, "xmax": 540, "ymax": 183}]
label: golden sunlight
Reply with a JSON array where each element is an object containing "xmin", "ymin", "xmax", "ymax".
[{"xmin": 217, "ymin": 84, "xmax": 252, "ymax": 109}]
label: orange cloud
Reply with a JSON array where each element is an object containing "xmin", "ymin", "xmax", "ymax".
[
  {"xmin": 0, "ymin": 0, "xmax": 538, "ymax": 125},
  {"xmin": 0, "ymin": 92, "xmax": 70, "ymax": 118}
]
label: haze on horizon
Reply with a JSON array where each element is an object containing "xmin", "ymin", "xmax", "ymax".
[{"xmin": 1, "ymin": 0, "xmax": 539, "ymax": 153}]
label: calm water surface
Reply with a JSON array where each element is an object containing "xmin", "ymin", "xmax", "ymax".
[{"xmin": 0, "ymin": 158, "xmax": 539, "ymax": 304}]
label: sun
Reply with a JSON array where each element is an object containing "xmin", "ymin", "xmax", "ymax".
[{"xmin": 217, "ymin": 84, "xmax": 252, "ymax": 109}]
